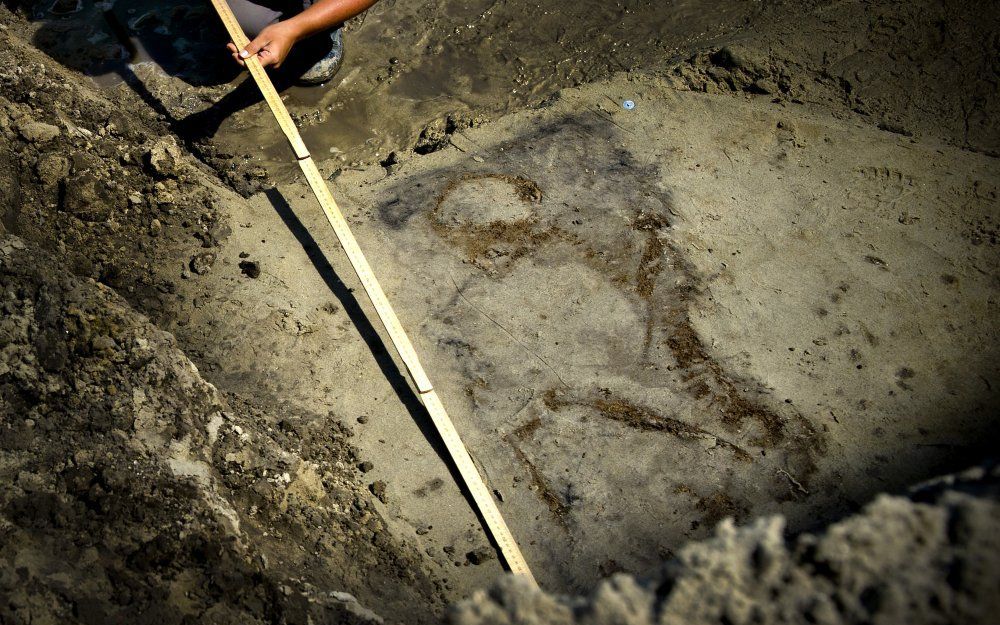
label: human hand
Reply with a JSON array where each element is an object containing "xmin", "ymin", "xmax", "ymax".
[{"xmin": 227, "ymin": 21, "xmax": 300, "ymax": 69}]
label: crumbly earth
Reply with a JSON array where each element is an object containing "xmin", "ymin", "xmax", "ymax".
[
  {"xmin": 0, "ymin": 233, "xmax": 438, "ymax": 624},
  {"xmin": 450, "ymin": 463, "xmax": 1000, "ymax": 625},
  {"xmin": 0, "ymin": 14, "xmax": 445, "ymax": 624},
  {"xmin": 1, "ymin": 0, "xmax": 999, "ymax": 622}
]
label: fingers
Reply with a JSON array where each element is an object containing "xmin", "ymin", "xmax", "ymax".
[
  {"xmin": 240, "ymin": 35, "xmax": 267, "ymax": 61},
  {"xmin": 227, "ymin": 40, "xmax": 270, "ymax": 68},
  {"xmin": 227, "ymin": 30, "xmax": 288, "ymax": 69},
  {"xmin": 230, "ymin": 36, "xmax": 279, "ymax": 68},
  {"xmin": 257, "ymin": 49, "xmax": 279, "ymax": 68},
  {"xmin": 226, "ymin": 42, "xmax": 245, "ymax": 66}
]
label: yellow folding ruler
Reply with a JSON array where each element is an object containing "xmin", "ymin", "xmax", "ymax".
[{"xmin": 209, "ymin": 0, "xmax": 536, "ymax": 585}]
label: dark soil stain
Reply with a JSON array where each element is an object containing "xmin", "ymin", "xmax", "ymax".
[
  {"xmin": 694, "ymin": 491, "xmax": 749, "ymax": 528},
  {"xmin": 634, "ymin": 209, "xmax": 672, "ymax": 355},
  {"xmin": 505, "ymin": 436, "xmax": 571, "ymax": 530},
  {"xmin": 543, "ymin": 391, "xmax": 752, "ymax": 462},
  {"xmin": 675, "ymin": 485, "xmax": 749, "ymax": 529},
  {"xmin": 656, "ymin": 257, "xmax": 795, "ymax": 450},
  {"xmin": 564, "ymin": 143, "xmax": 826, "ymax": 483},
  {"xmin": 620, "ymin": 190, "xmax": 823, "ymax": 471},
  {"xmin": 661, "ymin": 305, "xmax": 825, "ymax": 481},
  {"xmin": 429, "ymin": 172, "xmax": 566, "ymax": 270},
  {"xmin": 505, "ymin": 414, "xmax": 570, "ymax": 528},
  {"xmin": 413, "ymin": 478, "xmax": 446, "ymax": 498},
  {"xmin": 513, "ymin": 416, "xmax": 543, "ymax": 441},
  {"xmin": 634, "ymin": 210, "xmax": 671, "ymax": 300}
]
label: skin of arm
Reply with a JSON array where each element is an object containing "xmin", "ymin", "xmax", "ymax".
[{"xmin": 227, "ymin": 0, "xmax": 378, "ymax": 69}]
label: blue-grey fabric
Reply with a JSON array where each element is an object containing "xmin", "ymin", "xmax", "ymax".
[{"xmin": 228, "ymin": 0, "xmax": 315, "ymax": 38}]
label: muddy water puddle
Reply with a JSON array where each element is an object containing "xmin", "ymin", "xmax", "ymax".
[{"xmin": 20, "ymin": 0, "xmax": 767, "ymax": 179}]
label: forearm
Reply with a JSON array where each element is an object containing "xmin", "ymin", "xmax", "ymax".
[{"xmin": 284, "ymin": 0, "xmax": 377, "ymax": 40}]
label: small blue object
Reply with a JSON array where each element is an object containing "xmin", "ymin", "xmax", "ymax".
[{"xmin": 622, "ymin": 100, "xmax": 635, "ymax": 110}]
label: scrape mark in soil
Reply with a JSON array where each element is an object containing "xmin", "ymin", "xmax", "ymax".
[
  {"xmin": 543, "ymin": 391, "xmax": 753, "ymax": 462},
  {"xmin": 504, "ymin": 416, "xmax": 571, "ymax": 529},
  {"xmin": 634, "ymin": 209, "xmax": 671, "ymax": 356}
]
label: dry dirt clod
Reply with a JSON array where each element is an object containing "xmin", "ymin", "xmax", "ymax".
[
  {"xmin": 145, "ymin": 137, "xmax": 185, "ymax": 178},
  {"xmin": 239, "ymin": 259, "xmax": 261, "ymax": 278},
  {"xmin": 466, "ymin": 547, "xmax": 495, "ymax": 565},
  {"xmin": 35, "ymin": 153, "xmax": 69, "ymax": 184},
  {"xmin": 17, "ymin": 120, "xmax": 60, "ymax": 144},
  {"xmin": 190, "ymin": 252, "xmax": 216, "ymax": 275},
  {"xmin": 370, "ymin": 480, "xmax": 388, "ymax": 503}
]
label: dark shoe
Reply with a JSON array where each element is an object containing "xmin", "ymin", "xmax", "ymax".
[{"xmin": 297, "ymin": 27, "xmax": 344, "ymax": 85}]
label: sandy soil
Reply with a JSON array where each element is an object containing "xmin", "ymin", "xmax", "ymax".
[
  {"xmin": 1, "ymin": 0, "xmax": 999, "ymax": 622},
  {"xmin": 140, "ymin": 0, "xmax": 999, "ymax": 597}
]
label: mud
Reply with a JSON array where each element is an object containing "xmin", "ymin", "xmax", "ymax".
[
  {"xmin": 1, "ymin": 0, "xmax": 999, "ymax": 622},
  {"xmin": 10, "ymin": 0, "xmax": 797, "ymax": 180}
]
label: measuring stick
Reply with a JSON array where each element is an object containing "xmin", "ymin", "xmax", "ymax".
[{"xmin": 209, "ymin": 0, "xmax": 536, "ymax": 585}]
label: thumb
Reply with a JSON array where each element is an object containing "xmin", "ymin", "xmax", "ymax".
[{"xmin": 240, "ymin": 35, "xmax": 268, "ymax": 59}]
